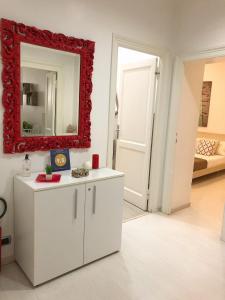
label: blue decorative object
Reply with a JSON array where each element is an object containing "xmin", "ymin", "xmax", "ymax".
[{"xmin": 50, "ymin": 149, "xmax": 71, "ymax": 172}]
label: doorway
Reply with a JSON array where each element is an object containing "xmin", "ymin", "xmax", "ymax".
[
  {"xmin": 163, "ymin": 52, "xmax": 225, "ymax": 234},
  {"xmin": 110, "ymin": 45, "xmax": 160, "ymax": 221},
  {"xmin": 191, "ymin": 58, "xmax": 225, "ymax": 232}
]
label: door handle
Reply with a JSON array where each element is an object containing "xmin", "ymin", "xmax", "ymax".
[
  {"xmin": 74, "ymin": 188, "xmax": 78, "ymax": 219},
  {"xmin": 116, "ymin": 124, "xmax": 120, "ymax": 139},
  {"xmin": 92, "ymin": 185, "xmax": 96, "ymax": 214}
]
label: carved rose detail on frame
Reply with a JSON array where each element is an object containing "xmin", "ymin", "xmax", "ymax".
[{"xmin": 1, "ymin": 18, "xmax": 95, "ymax": 153}]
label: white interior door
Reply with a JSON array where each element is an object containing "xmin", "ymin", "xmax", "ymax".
[{"xmin": 115, "ymin": 59, "xmax": 157, "ymax": 210}]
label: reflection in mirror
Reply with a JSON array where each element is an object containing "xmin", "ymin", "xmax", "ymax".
[{"xmin": 20, "ymin": 43, "xmax": 80, "ymax": 137}]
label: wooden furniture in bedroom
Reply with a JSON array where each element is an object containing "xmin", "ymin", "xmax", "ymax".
[{"xmin": 193, "ymin": 163, "xmax": 225, "ymax": 179}]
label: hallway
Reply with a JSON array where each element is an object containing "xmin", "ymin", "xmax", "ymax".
[
  {"xmin": 1, "ymin": 188, "xmax": 225, "ymax": 300},
  {"xmin": 173, "ymin": 171, "xmax": 225, "ymax": 235}
]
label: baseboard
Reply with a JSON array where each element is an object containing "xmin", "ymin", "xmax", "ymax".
[
  {"xmin": 171, "ymin": 203, "xmax": 191, "ymax": 213},
  {"xmin": 2, "ymin": 255, "xmax": 15, "ymax": 265}
]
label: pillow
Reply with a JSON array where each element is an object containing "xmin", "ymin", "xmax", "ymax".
[
  {"xmin": 195, "ymin": 138, "xmax": 202, "ymax": 151},
  {"xmin": 196, "ymin": 139, "xmax": 218, "ymax": 156},
  {"xmin": 216, "ymin": 141, "xmax": 225, "ymax": 156}
]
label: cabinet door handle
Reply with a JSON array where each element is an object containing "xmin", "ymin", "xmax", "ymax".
[
  {"xmin": 92, "ymin": 185, "xmax": 96, "ymax": 214},
  {"xmin": 74, "ymin": 188, "xmax": 78, "ymax": 219}
]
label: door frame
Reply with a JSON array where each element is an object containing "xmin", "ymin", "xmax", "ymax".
[
  {"xmin": 162, "ymin": 47, "xmax": 225, "ymax": 214},
  {"xmin": 107, "ymin": 34, "xmax": 173, "ymax": 212}
]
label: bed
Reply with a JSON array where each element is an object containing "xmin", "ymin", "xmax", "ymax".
[
  {"xmin": 193, "ymin": 141, "xmax": 225, "ymax": 179},
  {"xmin": 192, "ymin": 131, "xmax": 225, "ymax": 179}
]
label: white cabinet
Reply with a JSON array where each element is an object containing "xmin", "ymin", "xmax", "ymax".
[
  {"xmin": 14, "ymin": 168, "xmax": 124, "ymax": 286},
  {"xmin": 35, "ymin": 185, "xmax": 85, "ymax": 284},
  {"xmin": 84, "ymin": 178, "xmax": 124, "ymax": 263}
]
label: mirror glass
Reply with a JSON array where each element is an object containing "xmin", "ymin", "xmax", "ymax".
[{"xmin": 20, "ymin": 43, "xmax": 80, "ymax": 136}]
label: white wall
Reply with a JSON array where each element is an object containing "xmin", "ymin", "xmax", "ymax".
[
  {"xmin": 0, "ymin": 0, "xmax": 175, "ymax": 260},
  {"xmin": 175, "ymin": 0, "xmax": 225, "ymax": 53},
  {"xmin": 222, "ymin": 205, "xmax": 225, "ymax": 241},
  {"xmin": 170, "ymin": 60, "xmax": 205, "ymax": 210},
  {"xmin": 199, "ymin": 61, "xmax": 225, "ymax": 134}
]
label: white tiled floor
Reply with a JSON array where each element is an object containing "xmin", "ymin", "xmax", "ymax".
[
  {"xmin": 174, "ymin": 171, "xmax": 225, "ymax": 234},
  {"xmin": 0, "ymin": 173, "xmax": 225, "ymax": 300},
  {"xmin": 123, "ymin": 200, "xmax": 148, "ymax": 222}
]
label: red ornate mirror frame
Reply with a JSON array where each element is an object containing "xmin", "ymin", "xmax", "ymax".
[{"xmin": 1, "ymin": 18, "xmax": 95, "ymax": 153}]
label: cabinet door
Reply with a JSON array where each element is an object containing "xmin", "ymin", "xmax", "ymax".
[
  {"xmin": 34, "ymin": 185, "xmax": 85, "ymax": 285},
  {"xmin": 84, "ymin": 177, "xmax": 124, "ymax": 264}
]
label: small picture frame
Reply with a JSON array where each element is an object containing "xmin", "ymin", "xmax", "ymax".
[{"xmin": 50, "ymin": 149, "xmax": 71, "ymax": 172}]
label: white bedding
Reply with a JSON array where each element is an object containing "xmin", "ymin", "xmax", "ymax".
[{"xmin": 195, "ymin": 154, "xmax": 225, "ymax": 168}]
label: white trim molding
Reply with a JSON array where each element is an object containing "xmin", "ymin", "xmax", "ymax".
[{"xmin": 181, "ymin": 46, "xmax": 225, "ymax": 61}]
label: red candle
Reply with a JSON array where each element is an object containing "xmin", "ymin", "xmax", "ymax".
[{"xmin": 92, "ymin": 154, "xmax": 99, "ymax": 169}]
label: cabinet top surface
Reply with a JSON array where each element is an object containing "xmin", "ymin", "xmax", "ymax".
[{"xmin": 15, "ymin": 168, "xmax": 124, "ymax": 192}]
